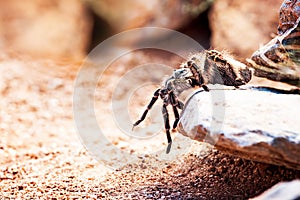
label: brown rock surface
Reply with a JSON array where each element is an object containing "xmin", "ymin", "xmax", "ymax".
[
  {"xmin": 84, "ymin": 0, "xmax": 213, "ymax": 31},
  {"xmin": 209, "ymin": 0, "xmax": 283, "ymax": 59},
  {"xmin": 247, "ymin": 0, "xmax": 300, "ymax": 87},
  {"xmin": 247, "ymin": 20, "xmax": 300, "ymax": 87},
  {"xmin": 278, "ymin": 0, "xmax": 300, "ymax": 34},
  {"xmin": 178, "ymin": 87, "xmax": 300, "ymax": 170},
  {"xmin": 0, "ymin": 0, "xmax": 92, "ymax": 59}
]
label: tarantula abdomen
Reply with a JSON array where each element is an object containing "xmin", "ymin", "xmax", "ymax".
[{"xmin": 182, "ymin": 50, "xmax": 253, "ymax": 89}]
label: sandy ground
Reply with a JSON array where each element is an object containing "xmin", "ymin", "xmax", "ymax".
[{"xmin": 0, "ymin": 52, "xmax": 299, "ymax": 199}]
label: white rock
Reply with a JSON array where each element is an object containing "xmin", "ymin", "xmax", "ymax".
[{"xmin": 178, "ymin": 87, "xmax": 300, "ymax": 169}]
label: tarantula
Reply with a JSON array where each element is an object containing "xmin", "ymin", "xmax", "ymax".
[{"xmin": 132, "ymin": 50, "xmax": 252, "ymax": 153}]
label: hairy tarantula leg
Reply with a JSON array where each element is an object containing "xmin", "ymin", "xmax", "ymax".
[
  {"xmin": 202, "ymin": 84, "xmax": 209, "ymax": 92},
  {"xmin": 178, "ymin": 101, "xmax": 184, "ymax": 109},
  {"xmin": 172, "ymin": 105, "xmax": 180, "ymax": 130},
  {"xmin": 132, "ymin": 88, "xmax": 160, "ymax": 130},
  {"xmin": 162, "ymin": 104, "xmax": 172, "ymax": 154},
  {"xmin": 162, "ymin": 104, "xmax": 172, "ymax": 143},
  {"xmin": 170, "ymin": 91, "xmax": 184, "ymax": 109},
  {"xmin": 169, "ymin": 91, "xmax": 180, "ymax": 130},
  {"xmin": 189, "ymin": 62, "xmax": 210, "ymax": 92}
]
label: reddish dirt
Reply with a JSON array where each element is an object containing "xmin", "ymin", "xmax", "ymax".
[{"xmin": 102, "ymin": 150, "xmax": 300, "ymax": 199}]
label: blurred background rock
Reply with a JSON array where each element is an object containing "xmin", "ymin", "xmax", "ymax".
[
  {"xmin": 0, "ymin": 0, "xmax": 92, "ymax": 60},
  {"xmin": 0, "ymin": 0, "xmax": 284, "ymax": 60},
  {"xmin": 210, "ymin": 0, "xmax": 283, "ymax": 58}
]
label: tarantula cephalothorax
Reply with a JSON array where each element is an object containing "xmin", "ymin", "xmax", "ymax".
[{"xmin": 132, "ymin": 50, "xmax": 253, "ymax": 153}]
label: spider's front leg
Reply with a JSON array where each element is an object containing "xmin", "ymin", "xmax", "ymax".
[
  {"xmin": 187, "ymin": 61, "xmax": 210, "ymax": 92},
  {"xmin": 162, "ymin": 104, "xmax": 172, "ymax": 144},
  {"xmin": 169, "ymin": 91, "xmax": 184, "ymax": 130},
  {"xmin": 132, "ymin": 88, "xmax": 161, "ymax": 130},
  {"xmin": 162, "ymin": 103, "xmax": 173, "ymax": 154}
]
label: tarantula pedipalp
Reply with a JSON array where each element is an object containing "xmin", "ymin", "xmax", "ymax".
[{"xmin": 132, "ymin": 50, "xmax": 253, "ymax": 153}]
